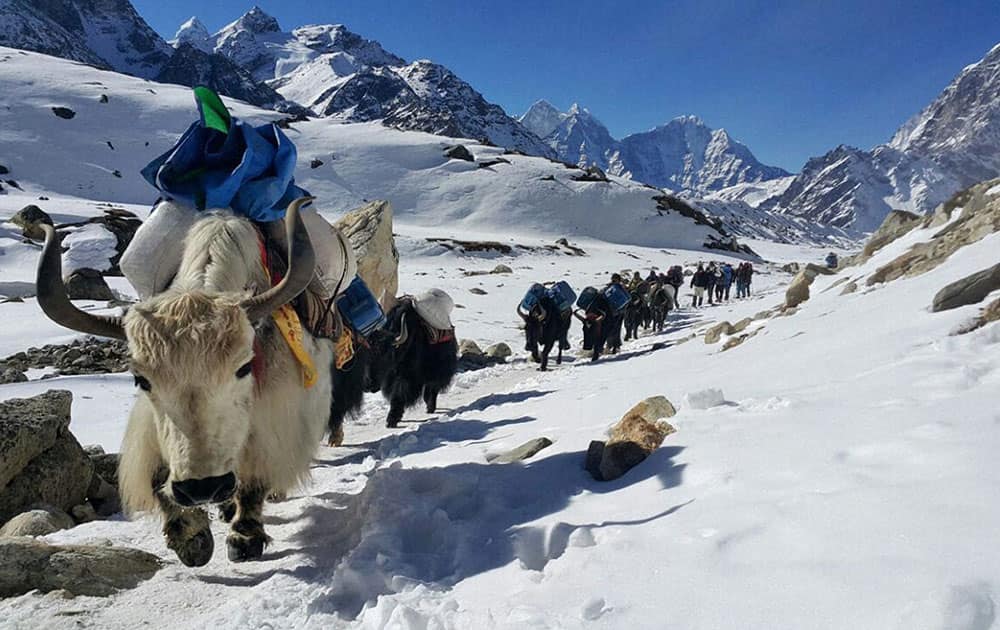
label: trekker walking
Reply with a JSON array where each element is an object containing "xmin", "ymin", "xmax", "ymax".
[
  {"xmin": 721, "ymin": 263, "xmax": 734, "ymax": 301},
  {"xmin": 690, "ymin": 264, "xmax": 708, "ymax": 307}
]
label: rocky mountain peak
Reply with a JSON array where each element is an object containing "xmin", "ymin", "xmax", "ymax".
[
  {"xmin": 171, "ymin": 16, "xmax": 211, "ymax": 52},
  {"xmin": 233, "ymin": 6, "xmax": 280, "ymax": 34},
  {"xmin": 519, "ymin": 100, "xmax": 566, "ymax": 139}
]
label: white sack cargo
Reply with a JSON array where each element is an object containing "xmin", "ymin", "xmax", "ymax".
[
  {"xmin": 121, "ymin": 201, "xmax": 355, "ymax": 300},
  {"xmin": 120, "ymin": 200, "xmax": 197, "ymax": 299},
  {"xmin": 413, "ymin": 288, "xmax": 454, "ymax": 330}
]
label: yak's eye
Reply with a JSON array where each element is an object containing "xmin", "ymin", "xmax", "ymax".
[
  {"xmin": 134, "ymin": 375, "xmax": 151, "ymax": 391},
  {"xmin": 235, "ymin": 361, "xmax": 254, "ymax": 379}
]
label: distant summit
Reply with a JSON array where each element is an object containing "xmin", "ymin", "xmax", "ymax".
[{"xmin": 522, "ymin": 103, "xmax": 789, "ymax": 194}]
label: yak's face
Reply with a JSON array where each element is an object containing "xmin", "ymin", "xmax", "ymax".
[{"xmin": 125, "ymin": 291, "xmax": 257, "ymax": 507}]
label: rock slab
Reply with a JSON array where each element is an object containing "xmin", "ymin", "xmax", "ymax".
[
  {"xmin": 590, "ymin": 396, "xmax": 676, "ymax": 481},
  {"xmin": 334, "ymin": 200, "xmax": 399, "ymax": 311},
  {"xmin": 0, "ymin": 538, "xmax": 162, "ymax": 597}
]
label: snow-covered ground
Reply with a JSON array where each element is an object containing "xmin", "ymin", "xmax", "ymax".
[{"xmin": 2, "ymin": 46, "xmax": 999, "ymax": 630}]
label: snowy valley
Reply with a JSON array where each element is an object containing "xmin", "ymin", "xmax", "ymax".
[{"xmin": 0, "ymin": 3, "xmax": 999, "ymax": 630}]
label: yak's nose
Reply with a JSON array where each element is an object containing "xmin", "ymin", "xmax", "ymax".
[{"xmin": 172, "ymin": 472, "xmax": 236, "ymax": 506}]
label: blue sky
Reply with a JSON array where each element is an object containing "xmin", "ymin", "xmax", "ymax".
[{"xmin": 133, "ymin": 0, "xmax": 1000, "ymax": 172}]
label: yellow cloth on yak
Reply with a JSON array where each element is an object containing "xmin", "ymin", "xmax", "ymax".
[{"xmin": 272, "ymin": 304, "xmax": 318, "ymax": 388}]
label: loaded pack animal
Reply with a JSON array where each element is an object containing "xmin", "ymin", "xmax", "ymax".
[
  {"xmin": 647, "ymin": 283, "xmax": 676, "ymax": 332},
  {"xmin": 575, "ymin": 289, "xmax": 621, "ymax": 361},
  {"xmin": 367, "ymin": 291, "xmax": 458, "ymax": 427},
  {"xmin": 518, "ymin": 291, "xmax": 571, "ymax": 371},
  {"xmin": 36, "ymin": 199, "xmax": 332, "ymax": 567},
  {"xmin": 622, "ymin": 287, "xmax": 651, "ymax": 341}
]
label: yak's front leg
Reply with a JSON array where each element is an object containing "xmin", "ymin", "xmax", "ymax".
[
  {"xmin": 154, "ymin": 473, "xmax": 213, "ymax": 568},
  {"xmin": 227, "ymin": 481, "xmax": 271, "ymax": 562}
]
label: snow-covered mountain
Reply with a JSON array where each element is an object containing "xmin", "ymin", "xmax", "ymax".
[
  {"xmin": 519, "ymin": 99, "xmax": 567, "ymax": 140},
  {"xmin": 170, "ymin": 7, "xmax": 554, "ymax": 157},
  {"xmin": 521, "ymin": 102, "xmax": 789, "ymax": 194},
  {"xmin": 0, "ymin": 0, "xmax": 171, "ymax": 78},
  {"xmin": 763, "ymin": 42, "xmax": 1000, "ymax": 233},
  {"xmin": 0, "ymin": 0, "xmax": 289, "ymax": 109},
  {"xmin": 543, "ymin": 104, "xmax": 619, "ymax": 169},
  {"xmin": 609, "ymin": 116, "xmax": 791, "ymax": 193}
]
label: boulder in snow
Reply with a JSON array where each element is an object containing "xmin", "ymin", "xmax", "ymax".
[
  {"xmin": 9, "ymin": 205, "xmax": 52, "ymax": 240},
  {"xmin": 785, "ymin": 263, "xmax": 835, "ymax": 308},
  {"xmin": 51, "ymin": 106, "xmax": 76, "ymax": 119},
  {"xmin": 0, "ymin": 538, "xmax": 162, "ymax": 597},
  {"xmin": 485, "ymin": 342, "xmax": 512, "ymax": 361},
  {"xmin": 704, "ymin": 321, "xmax": 735, "ymax": 344},
  {"xmin": 0, "ymin": 506, "xmax": 75, "ymax": 538},
  {"xmin": 444, "ymin": 145, "xmax": 474, "ymax": 162},
  {"xmin": 590, "ymin": 396, "xmax": 677, "ymax": 481},
  {"xmin": 931, "ymin": 263, "xmax": 1000, "ymax": 312},
  {"xmin": 487, "ymin": 437, "xmax": 553, "ymax": 464},
  {"xmin": 0, "ymin": 391, "xmax": 93, "ymax": 525},
  {"xmin": 64, "ymin": 268, "xmax": 115, "ymax": 301}
]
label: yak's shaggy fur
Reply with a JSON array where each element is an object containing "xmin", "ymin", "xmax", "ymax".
[{"xmin": 116, "ymin": 211, "xmax": 334, "ymax": 565}]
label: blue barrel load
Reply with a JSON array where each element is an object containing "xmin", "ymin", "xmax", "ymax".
[
  {"xmin": 337, "ymin": 276, "xmax": 386, "ymax": 336},
  {"xmin": 519, "ymin": 283, "xmax": 547, "ymax": 312},
  {"xmin": 602, "ymin": 283, "xmax": 630, "ymax": 313},
  {"xmin": 576, "ymin": 286, "xmax": 599, "ymax": 310},
  {"xmin": 546, "ymin": 281, "xmax": 576, "ymax": 313}
]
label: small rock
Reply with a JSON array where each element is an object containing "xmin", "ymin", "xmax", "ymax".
[
  {"xmin": 90, "ymin": 453, "xmax": 119, "ymax": 486},
  {"xmin": 70, "ymin": 503, "xmax": 98, "ymax": 524},
  {"xmin": 51, "ymin": 106, "xmax": 76, "ymax": 119},
  {"xmin": 64, "ymin": 268, "xmax": 115, "ymax": 301},
  {"xmin": 0, "ymin": 506, "xmax": 75, "ymax": 537},
  {"xmin": 444, "ymin": 145, "xmax": 474, "ymax": 162},
  {"xmin": 458, "ymin": 339, "xmax": 483, "ymax": 357},
  {"xmin": 491, "ymin": 264, "xmax": 513, "ymax": 274},
  {"xmin": 840, "ymin": 281, "xmax": 859, "ymax": 295},
  {"xmin": 753, "ymin": 310, "xmax": 773, "ymax": 320},
  {"xmin": 98, "ymin": 94, "xmax": 109, "ymax": 104},
  {"xmin": 487, "ymin": 437, "xmax": 553, "ymax": 464},
  {"xmin": 0, "ymin": 538, "xmax": 162, "ymax": 597},
  {"xmin": 484, "ymin": 342, "xmax": 512, "ymax": 361},
  {"xmin": 704, "ymin": 321, "xmax": 734, "ymax": 344},
  {"xmin": 310, "ymin": 158, "xmax": 324, "ymax": 169},
  {"xmin": 469, "ymin": 287, "xmax": 488, "ymax": 295},
  {"xmin": 731, "ymin": 318, "xmax": 753, "ymax": 333},
  {"xmin": 10, "ymin": 204, "xmax": 52, "ymax": 240},
  {"xmin": 0, "ymin": 368, "xmax": 26, "ymax": 384},
  {"xmin": 0, "ymin": 164, "xmax": 8, "ymax": 175}
]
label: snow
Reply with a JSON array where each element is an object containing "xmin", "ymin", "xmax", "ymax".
[
  {"xmin": 62, "ymin": 223, "xmax": 118, "ymax": 273},
  {"xmin": 1, "ymin": 46, "xmax": 999, "ymax": 630}
]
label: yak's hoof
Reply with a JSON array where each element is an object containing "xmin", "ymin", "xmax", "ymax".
[
  {"xmin": 537, "ymin": 366, "xmax": 548, "ymax": 372},
  {"xmin": 227, "ymin": 534, "xmax": 266, "ymax": 562},
  {"xmin": 530, "ymin": 354, "xmax": 540, "ymax": 363},
  {"xmin": 425, "ymin": 405, "xmax": 436, "ymax": 414},
  {"xmin": 327, "ymin": 425, "xmax": 345, "ymax": 447},
  {"xmin": 169, "ymin": 527, "xmax": 214, "ymax": 568},
  {"xmin": 386, "ymin": 419, "xmax": 400, "ymax": 429},
  {"xmin": 218, "ymin": 501, "xmax": 236, "ymax": 523}
]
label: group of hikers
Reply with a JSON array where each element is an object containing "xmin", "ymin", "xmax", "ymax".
[
  {"xmin": 619, "ymin": 261, "xmax": 755, "ymax": 309},
  {"xmin": 688, "ymin": 261, "xmax": 755, "ymax": 307}
]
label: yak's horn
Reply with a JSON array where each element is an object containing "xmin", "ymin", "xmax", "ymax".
[
  {"xmin": 35, "ymin": 224, "xmax": 126, "ymax": 340},
  {"xmin": 393, "ymin": 316, "xmax": 409, "ymax": 348},
  {"xmin": 242, "ymin": 197, "xmax": 317, "ymax": 323}
]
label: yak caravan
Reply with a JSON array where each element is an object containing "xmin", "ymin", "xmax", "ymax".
[{"xmin": 1, "ymin": 2, "xmax": 999, "ymax": 629}]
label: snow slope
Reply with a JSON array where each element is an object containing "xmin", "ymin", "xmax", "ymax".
[{"xmin": 0, "ymin": 47, "xmax": 729, "ymax": 251}]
